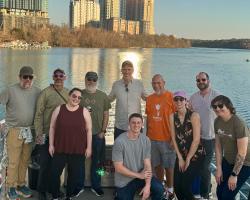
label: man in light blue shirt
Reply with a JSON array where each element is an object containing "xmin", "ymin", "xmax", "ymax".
[{"xmin": 190, "ymin": 72, "xmax": 220, "ymax": 200}]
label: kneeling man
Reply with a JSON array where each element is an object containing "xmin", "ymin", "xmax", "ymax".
[{"xmin": 112, "ymin": 113, "xmax": 167, "ymax": 200}]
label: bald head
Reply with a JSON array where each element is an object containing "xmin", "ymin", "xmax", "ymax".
[{"xmin": 152, "ymin": 74, "xmax": 166, "ymax": 95}]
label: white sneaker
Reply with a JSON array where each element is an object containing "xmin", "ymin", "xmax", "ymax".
[{"xmin": 194, "ymin": 194, "xmax": 201, "ymax": 199}]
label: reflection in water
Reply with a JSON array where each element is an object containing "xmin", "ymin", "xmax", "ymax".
[
  {"xmin": 68, "ymin": 48, "xmax": 153, "ymax": 93},
  {"xmin": 118, "ymin": 51, "xmax": 143, "ymax": 79},
  {"xmin": 0, "ymin": 48, "xmax": 154, "ymax": 123},
  {"xmin": 0, "ymin": 49, "xmax": 49, "ymax": 89},
  {"xmin": 70, "ymin": 48, "xmax": 101, "ymax": 89}
]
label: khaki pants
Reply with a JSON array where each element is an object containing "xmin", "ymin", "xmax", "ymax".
[{"xmin": 6, "ymin": 128, "xmax": 32, "ymax": 187}]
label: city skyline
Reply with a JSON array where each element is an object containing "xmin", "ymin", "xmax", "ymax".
[
  {"xmin": 69, "ymin": 0, "xmax": 154, "ymax": 35},
  {"xmin": 49, "ymin": 0, "xmax": 250, "ymax": 40}
]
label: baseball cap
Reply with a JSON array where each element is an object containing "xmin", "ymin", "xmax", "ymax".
[
  {"xmin": 53, "ymin": 68, "xmax": 65, "ymax": 75},
  {"xmin": 85, "ymin": 71, "xmax": 98, "ymax": 80},
  {"xmin": 173, "ymin": 91, "xmax": 188, "ymax": 99},
  {"xmin": 19, "ymin": 66, "xmax": 34, "ymax": 76}
]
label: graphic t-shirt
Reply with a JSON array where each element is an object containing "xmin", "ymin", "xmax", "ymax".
[
  {"xmin": 146, "ymin": 91, "xmax": 175, "ymax": 141},
  {"xmin": 214, "ymin": 114, "xmax": 250, "ymax": 166}
]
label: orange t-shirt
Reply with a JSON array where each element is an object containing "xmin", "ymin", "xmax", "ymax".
[{"xmin": 146, "ymin": 91, "xmax": 175, "ymax": 142}]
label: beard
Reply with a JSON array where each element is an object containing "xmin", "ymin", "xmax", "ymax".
[
  {"xmin": 197, "ymin": 82, "xmax": 209, "ymax": 91},
  {"xmin": 86, "ymin": 85, "xmax": 97, "ymax": 93}
]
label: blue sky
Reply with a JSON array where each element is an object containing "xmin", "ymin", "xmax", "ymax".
[{"xmin": 49, "ymin": 0, "xmax": 250, "ymax": 40}]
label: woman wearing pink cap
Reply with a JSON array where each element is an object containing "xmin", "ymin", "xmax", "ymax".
[{"xmin": 169, "ymin": 91, "xmax": 205, "ymax": 200}]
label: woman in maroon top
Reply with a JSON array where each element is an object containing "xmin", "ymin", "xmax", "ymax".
[
  {"xmin": 49, "ymin": 88, "xmax": 92, "ymax": 199},
  {"xmin": 169, "ymin": 91, "xmax": 205, "ymax": 200}
]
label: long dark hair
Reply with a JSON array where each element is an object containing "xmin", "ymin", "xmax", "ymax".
[{"xmin": 211, "ymin": 95, "xmax": 236, "ymax": 114}]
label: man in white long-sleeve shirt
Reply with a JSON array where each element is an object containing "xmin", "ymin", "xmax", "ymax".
[{"xmin": 109, "ymin": 60, "xmax": 147, "ymax": 140}]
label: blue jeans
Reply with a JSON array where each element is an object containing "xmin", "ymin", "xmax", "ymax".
[
  {"xmin": 200, "ymin": 139, "xmax": 215, "ymax": 198},
  {"xmin": 116, "ymin": 177, "xmax": 165, "ymax": 200},
  {"xmin": 91, "ymin": 134, "xmax": 105, "ymax": 189},
  {"xmin": 217, "ymin": 158, "xmax": 250, "ymax": 200}
]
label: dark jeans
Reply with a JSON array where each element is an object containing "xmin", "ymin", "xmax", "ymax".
[
  {"xmin": 116, "ymin": 177, "xmax": 165, "ymax": 200},
  {"xmin": 37, "ymin": 139, "xmax": 52, "ymax": 193},
  {"xmin": 91, "ymin": 134, "xmax": 105, "ymax": 189},
  {"xmin": 217, "ymin": 158, "xmax": 250, "ymax": 200},
  {"xmin": 174, "ymin": 158, "xmax": 203, "ymax": 200},
  {"xmin": 114, "ymin": 127, "xmax": 126, "ymax": 140},
  {"xmin": 50, "ymin": 153, "xmax": 85, "ymax": 198},
  {"xmin": 200, "ymin": 139, "xmax": 215, "ymax": 198}
]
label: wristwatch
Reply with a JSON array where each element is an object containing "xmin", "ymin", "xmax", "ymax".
[{"xmin": 231, "ymin": 172, "xmax": 238, "ymax": 177}]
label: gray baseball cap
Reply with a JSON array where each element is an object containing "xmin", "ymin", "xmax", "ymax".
[{"xmin": 19, "ymin": 66, "xmax": 34, "ymax": 76}]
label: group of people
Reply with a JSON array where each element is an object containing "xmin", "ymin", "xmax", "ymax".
[{"xmin": 0, "ymin": 62, "xmax": 249, "ymax": 200}]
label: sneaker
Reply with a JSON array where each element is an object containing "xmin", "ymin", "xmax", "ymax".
[
  {"xmin": 91, "ymin": 188, "xmax": 104, "ymax": 197},
  {"xmin": 16, "ymin": 185, "xmax": 32, "ymax": 198},
  {"xmin": 58, "ymin": 190, "xmax": 65, "ymax": 198},
  {"xmin": 167, "ymin": 191, "xmax": 175, "ymax": 200},
  {"xmin": 72, "ymin": 188, "xmax": 84, "ymax": 198},
  {"xmin": 194, "ymin": 194, "xmax": 201, "ymax": 199},
  {"xmin": 7, "ymin": 187, "xmax": 20, "ymax": 200},
  {"xmin": 209, "ymin": 191, "xmax": 213, "ymax": 199}
]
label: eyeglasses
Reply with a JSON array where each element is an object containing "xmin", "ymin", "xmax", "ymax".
[
  {"xmin": 54, "ymin": 74, "xmax": 65, "ymax": 78},
  {"xmin": 71, "ymin": 94, "xmax": 82, "ymax": 100},
  {"xmin": 87, "ymin": 78, "xmax": 97, "ymax": 82},
  {"xmin": 174, "ymin": 97, "xmax": 185, "ymax": 102},
  {"xmin": 211, "ymin": 104, "xmax": 224, "ymax": 109},
  {"xmin": 196, "ymin": 78, "xmax": 207, "ymax": 83},
  {"xmin": 22, "ymin": 75, "xmax": 34, "ymax": 80}
]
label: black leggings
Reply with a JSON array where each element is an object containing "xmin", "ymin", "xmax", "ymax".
[
  {"xmin": 174, "ymin": 158, "xmax": 203, "ymax": 200},
  {"xmin": 50, "ymin": 153, "xmax": 85, "ymax": 198}
]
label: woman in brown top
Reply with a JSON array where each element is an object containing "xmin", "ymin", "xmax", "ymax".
[
  {"xmin": 49, "ymin": 88, "xmax": 92, "ymax": 200},
  {"xmin": 212, "ymin": 95, "xmax": 250, "ymax": 200},
  {"xmin": 169, "ymin": 91, "xmax": 205, "ymax": 200}
]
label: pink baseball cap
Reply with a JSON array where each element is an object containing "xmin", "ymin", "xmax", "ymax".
[{"xmin": 173, "ymin": 91, "xmax": 188, "ymax": 99}]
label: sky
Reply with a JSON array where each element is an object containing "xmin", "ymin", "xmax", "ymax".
[{"xmin": 49, "ymin": 0, "xmax": 250, "ymax": 40}]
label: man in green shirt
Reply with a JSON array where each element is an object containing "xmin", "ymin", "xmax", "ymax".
[
  {"xmin": 34, "ymin": 68, "xmax": 69, "ymax": 200},
  {"xmin": 0, "ymin": 66, "xmax": 41, "ymax": 200},
  {"xmin": 78, "ymin": 71, "xmax": 111, "ymax": 197}
]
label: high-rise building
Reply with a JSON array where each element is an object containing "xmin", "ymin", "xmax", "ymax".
[
  {"xmin": 0, "ymin": 0, "xmax": 48, "ymax": 12},
  {"xmin": 125, "ymin": 0, "xmax": 154, "ymax": 34},
  {"xmin": 99, "ymin": 0, "xmax": 119, "ymax": 23},
  {"xmin": 70, "ymin": 0, "xmax": 100, "ymax": 29},
  {"xmin": 0, "ymin": 0, "xmax": 49, "ymax": 31}
]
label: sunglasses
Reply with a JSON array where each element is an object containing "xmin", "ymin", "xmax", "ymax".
[
  {"xmin": 174, "ymin": 97, "xmax": 185, "ymax": 102},
  {"xmin": 22, "ymin": 75, "xmax": 34, "ymax": 80},
  {"xmin": 211, "ymin": 104, "xmax": 224, "ymax": 109},
  {"xmin": 71, "ymin": 94, "xmax": 82, "ymax": 100},
  {"xmin": 54, "ymin": 74, "xmax": 65, "ymax": 78},
  {"xmin": 124, "ymin": 84, "xmax": 129, "ymax": 92},
  {"xmin": 196, "ymin": 78, "xmax": 207, "ymax": 83},
  {"xmin": 87, "ymin": 78, "xmax": 97, "ymax": 82}
]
